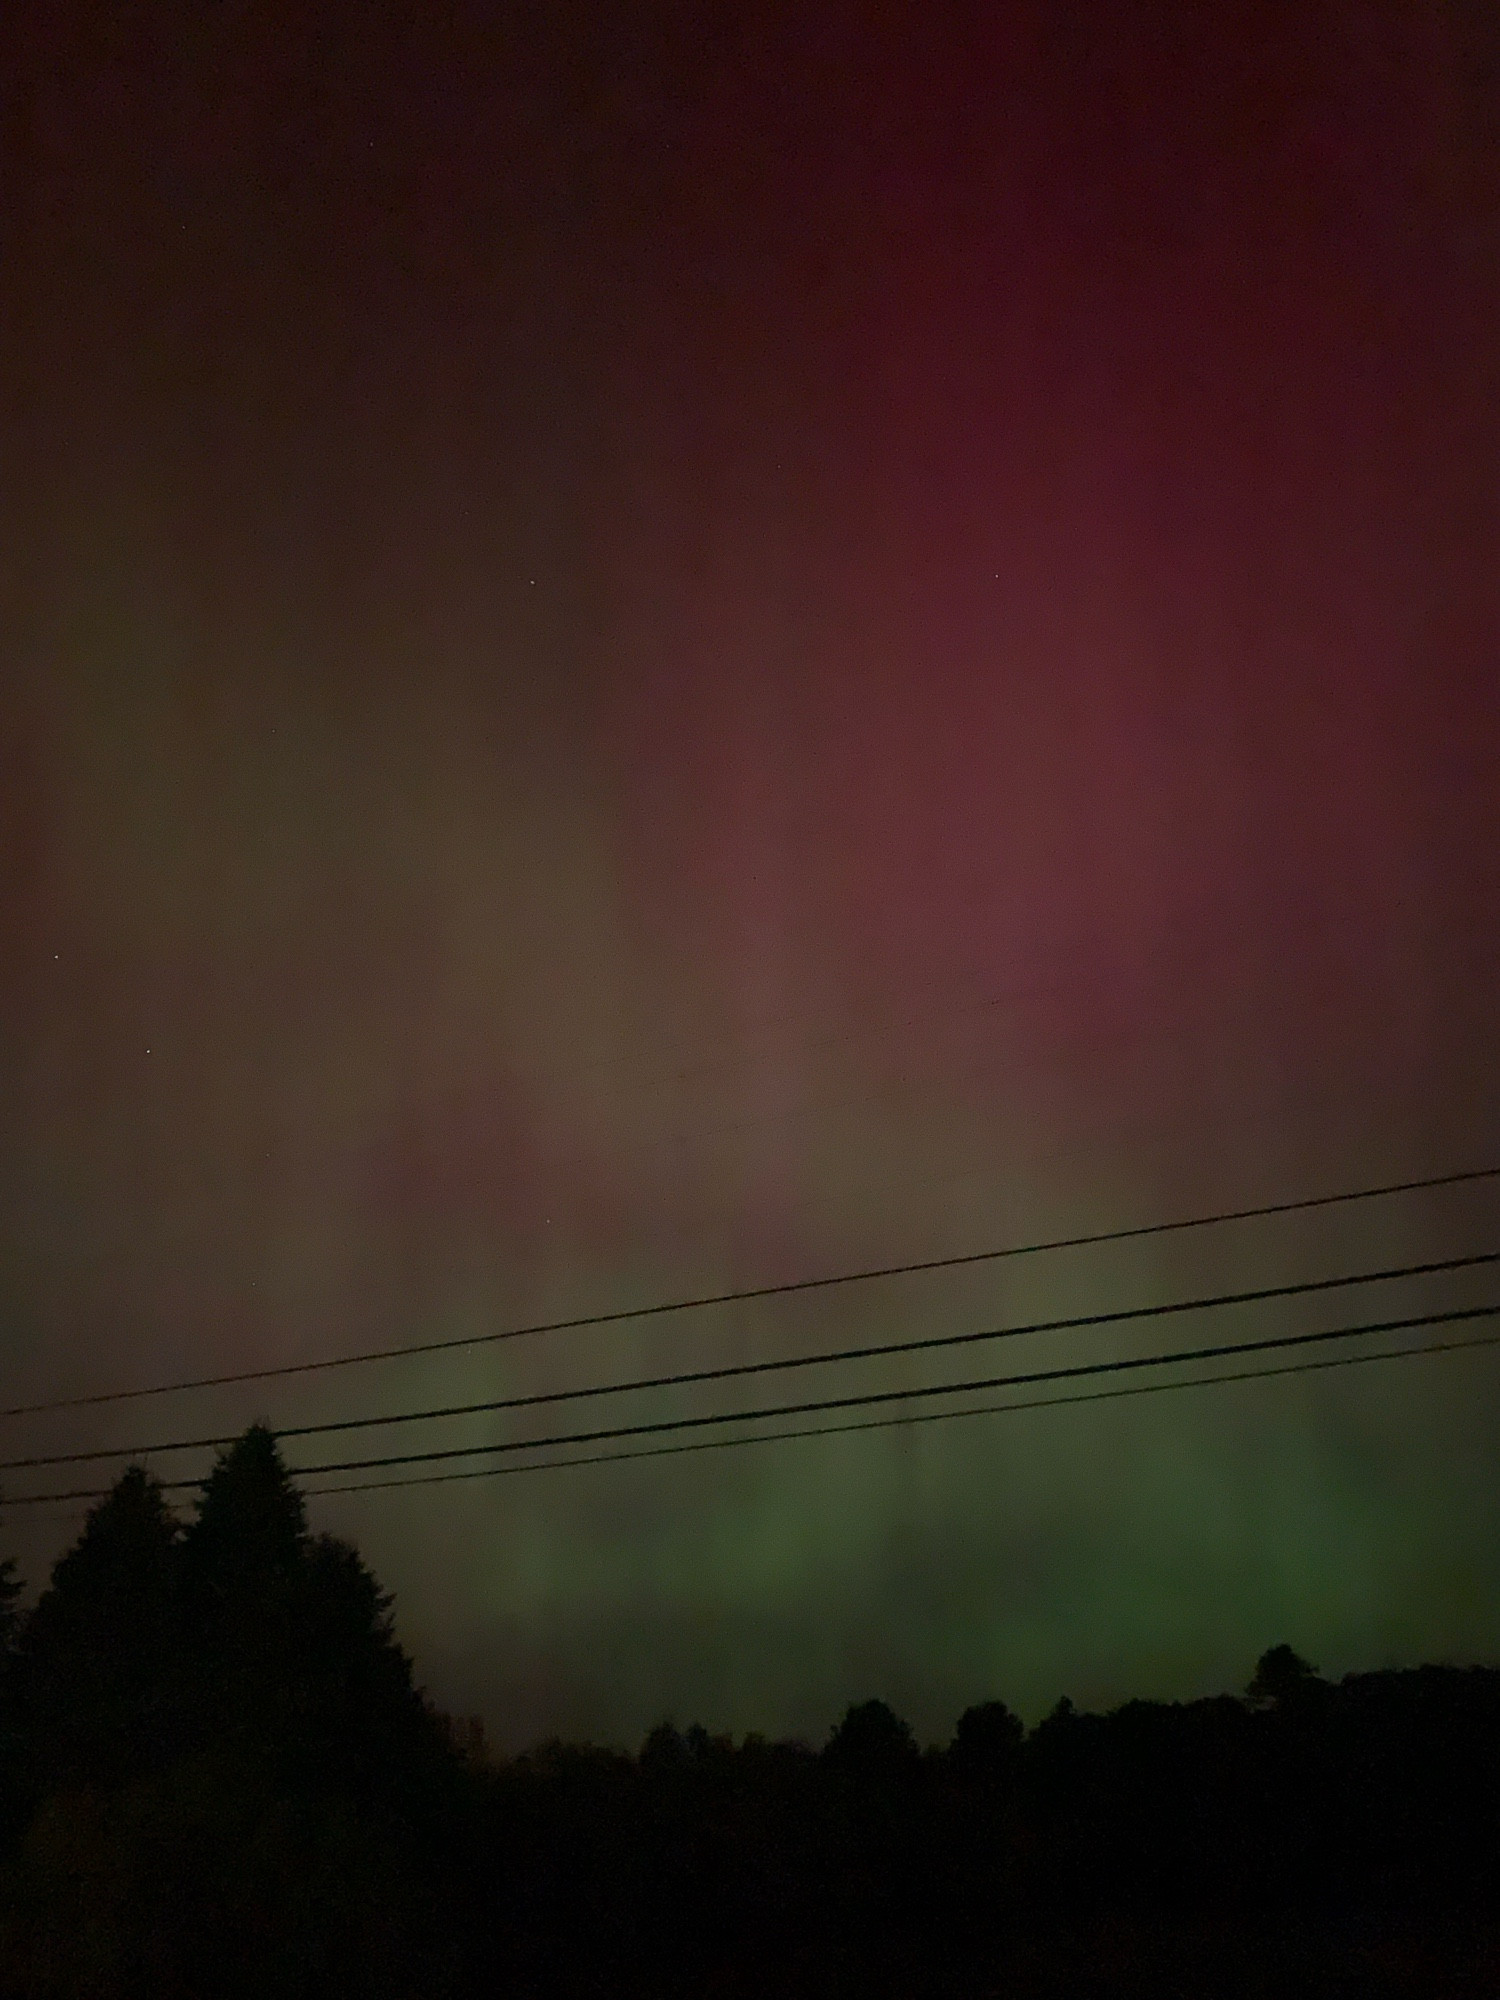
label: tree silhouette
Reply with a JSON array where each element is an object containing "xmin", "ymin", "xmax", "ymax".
[
  {"xmin": 1247, "ymin": 1644, "xmax": 1322, "ymax": 1710},
  {"xmin": 0, "ymin": 1515, "xmax": 25, "ymax": 1851},
  {"xmin": 15, "ymin": 1464, "xmax": 182, "ymax": 1786},
  {"xmin": 177, "ymin": 1426, "xmax": 442, "ymax": 1800},
  {"xmin": 950, "ymin": 1699, "xmax": 1024, "ymax": 1779},
  {"xmin": 6, "ymin": 1446, "xmax": 1497, "ymax": 2000},
  {"xmin": 179, "ymin": 1424, "xmax": 310, "ymax": 1755},
  {"xmin": 0, "ymin": 1429, "xmax": 463, "ymax": 1993},
  {"xmin": 639, "ymin": 1720, "xmax": 688, "ymax": 1774},
  {"xmin": 291, "ymin": 1529, "xmax": 443, "ymax": 1797},
  {"xmin": 823, "ymin": 1699, "xmax": 921, "ymax": 1791},
  {"xmin": 0, "ymin": 1549, "xmax": 20, "ymax": 1662},
  {"xmin": 0, "ymin": 1756, "xmax": 459, "ymax": 2000},
  {"xmin": 184, "ymin": 1423, "xmax": 306, "ymax": 1604}
]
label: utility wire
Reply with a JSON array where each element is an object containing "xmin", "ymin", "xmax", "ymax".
[
  {"xmin": 3, "ymin": 1248, "xmax": 1493, "ymax": 1475},
  {"xmin": 4, "ymin": 1163, "xmax": 1496, "ymax": 1422},
  {"xmin": 7, "ymin": 1300, "xmax": 1496, "ymax": 1506},
  {"xmin": 18, "ymin": 1328, "xmax": 1500, "ymax": 1524},
  {"xmin": 277, "ymin": 1301, "xmax": 1500, "ymax": 1479},
  {"xmin": 307, "ymin": 1328, "xmax": 1500, "ymax": 1496}
]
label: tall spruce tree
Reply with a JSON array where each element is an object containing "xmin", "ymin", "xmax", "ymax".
[
  {"xmin": 180, "ymin": 1423, "xmax": 315, "ymax": 1759},
  {"xmin": 16, "ymin": 1465, "xmax": 182, "ymax": 1787},
  {"xmin": 180, "ymin": 1426, "xmax": 445, "ymax": 1798}
]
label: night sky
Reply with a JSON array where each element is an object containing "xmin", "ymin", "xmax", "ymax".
[{"xmin": 4, "ymin": 1, "xmax": 1498, "ymax": 1750}]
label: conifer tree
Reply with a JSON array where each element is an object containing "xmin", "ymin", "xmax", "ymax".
[
  {"xmin": 180, "ymin": 1426, "xmax": 446, "ymax": 1798},
  {"xmin": 16, "ymin": 1464, "xmax": 182, "ymax": 1785},
  {"xmin": 184, "ymin": 1422, "xmax": 307, "ymax": 1607},
  {"xmin": 180, "ymin": 1423, "xmax": 314, "ymax": 1755}
]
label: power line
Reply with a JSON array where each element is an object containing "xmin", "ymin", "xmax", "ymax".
[
  {"xmin": 5, "ymin": 1163, "xmax": 1496, "ymax": 1422},
  {"xmin": 278, "ymin": 1301, "xmax": 1500, "ymax": 1479},
  {"xmin": 307, "ymin": 1329, "xmax": 1500, "ymax": 1496},
  {"xmin": 3, "ymin": 1248, "xmax": 1492, "ymax": 1476},
  {"xmin": 6, "ymin": 1300, "xmax": 1495, "ymax": 1507},
  {"xmin": 17, "ymin": 1327, "xmax": 1500, "ymax": 1525}
]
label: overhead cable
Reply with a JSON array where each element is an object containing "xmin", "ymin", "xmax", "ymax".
[
  {"xmin": 7, "ymin": 1300, "xmax": 1497, "ymax": 1507},
  {"xmin": 4, "ymin": 1162, "xmax": 1495, "ymax": 1422},
  {"xmin": 307, "ymin": 1328, "xmax": 1500, "ymax": 1496},
  {"xmin": 2, "ymin": 1247, "xmax": 1493, "ymax": 1475}
]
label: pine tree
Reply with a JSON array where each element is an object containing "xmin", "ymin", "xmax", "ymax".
[
  {"xmin": 16, "ymin": 1464, "xmax": 182, "ymax": 1785},
  {"xmin": 292, "ymin": 1530, "xmax": 441, "ymax": 1793},
  {"xmin": 184, "ymin": 1422, "xmax": 307, "ymax": 1607},
  {"xmin": 180, "ymin": 1426, "xmax": 447, "ymax": 1799},
  {"xmin": 180, "ymin": 1423, "xmax": 313, "ymax": 1757}
]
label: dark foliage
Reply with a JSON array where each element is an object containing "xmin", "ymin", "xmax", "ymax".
[
  {"xmin": 0, "ymin": 1754, "xmax": 460, "ymax": 2000},
  {"xmin": 824, "ymin": 1696, "xmax": 922, "ymax": 1778},
  {"xmin": 0, "ymin": 1435, "xmax": 463, "ymax": 1996},
  {"xmin": 0, "ymin": 1553, "xmax": 20, "ymax": 1663},
  {"xmin": 950, "ymin": 1697, "xmax": 1025, "ymax": 1777},
  {"xmin": 1246, "ymin": 1641, "xmax": 1323, "ymax": 1709},
  {"xmin": 13, "ymin": 1466, "xmax": 182, "ymax": 1790},
  {"xmin": 1, "ymin": 1452, "xmax": 1498, "ymax": 1998}
]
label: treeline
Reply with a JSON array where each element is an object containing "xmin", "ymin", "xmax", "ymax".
[
  {"xmin": 0, "ymin": 1429, "xmax": 463, "ymax": 1998},
  {"xmin": 1, "ymin": 1430, "xmax": 1498, "ymax": 1997}
]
